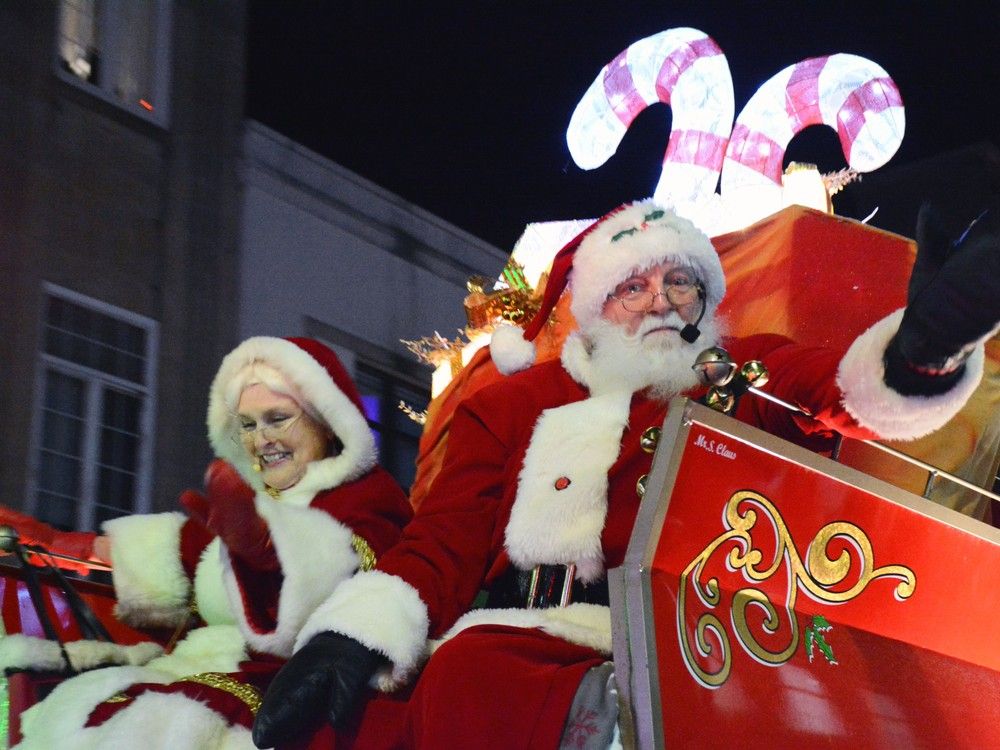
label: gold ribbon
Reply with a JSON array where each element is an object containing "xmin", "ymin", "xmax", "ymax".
[
  {"xmin": 352, "ymin": 534, "xmax": 377, "ymax": 571},
  {"xmin": 102, "ymin": 672, "xmax": 263, "ymax": 714}
]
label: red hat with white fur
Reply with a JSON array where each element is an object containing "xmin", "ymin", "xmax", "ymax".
[
  {"xmin": 491, "ymin": 200, "xmax": 725, "ymax": 374},
  {"xmin": 206, "ymin": 336, "xmax": 376, "ymax": 492}
]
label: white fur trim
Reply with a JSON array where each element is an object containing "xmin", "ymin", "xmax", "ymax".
[
  {"xmin": 490, "ymin": 324, "xmax": 537, "ymax": 375},
  {"xmin": 430, "ymin": 603, "xmax": 612, "ymax": 656},
  {"xmin": 15, "ymin": 665, "xmax": 171, "ymax": 749},
  {"xmin": 142, "ymin": 624, "xmax": 247, "ymax": 678},
  {"xmin": 64, "ymin": 640, "xmax": 162, "ymax": 671},
  {"xmin": 193, "ymin": 539, "xmax": 237, "ymax": 627},
  {"xmin": 207, "ymin": 337, "xmax": 376, "ymax": 494},
  {"xmin": 104, "ymin": 512, "xmax": 191, "ymax": 627},
  {"xmin": 0, "ymin": 635, "xmax": 161, "ymax": 674},
  {"xmin": 569, "ymin": 201, "xmax": 725, "ymax": 330},
  {"xmin": 0, "ymin": 634, "xmax": 68, "ymax": 673},
  {"xmin": 296, "ymin": 570, "xmax": 429, "ymax": 688},
  {"xmin": 221, "ymin": 497, "xmax": 360, "ymax": 658},
  {"xmin": 507, "ymin": 392, "xmax": 631, "ymax": 583},
  {"xmin": 17, "ymin": 671, "xmax": 255, "ymax": 750},
  {"xmin": 837, "ymin": 309, "xmax": 986, "ymax": 440}
]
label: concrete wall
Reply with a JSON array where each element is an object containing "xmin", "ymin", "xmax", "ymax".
[{"xmin": 239, "ymin": 121, "xmax": 509, "ymax": 374}]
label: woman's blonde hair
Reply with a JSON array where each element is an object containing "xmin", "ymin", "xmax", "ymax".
[{"xmin": 224, "ymin": 361, "xmax": 326, "ymax": 427}]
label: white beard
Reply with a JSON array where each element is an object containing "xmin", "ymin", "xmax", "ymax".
[{"xmin": 563, "ymin": 311, "xmax": 723, "ymax": 400}]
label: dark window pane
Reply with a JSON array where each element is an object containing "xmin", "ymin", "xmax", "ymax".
[
  {"xmin": 35, "ymin": 492, "xmax": 77, "ymax": 531},
  {"xmin": 115, "ymin": 349, "xmax": 145, "ymax": 382},
  {"xmin": 99, "ymin": 428, "xmax": 138, "ymax": 470},
  {"xmin": 41, "ymin": 411, "xmax": 84, "ymax": 456},
  {"xmin": 354, "ymin": 364, "xmax": 429, "ymax": 491},
  {"xmin": 45, "ymin": 370, "xmax": 85, "ymax": 415},
  {"xmin": 97, "ymin": 467, "xmax": 135, "ymax": 512},
  {"xmin": 38, "ymin": 450, "xmax": 81, "ymax": 497},
  {"xmin": 44, "ymin": 296, "xmax": 146, "ymax": 383},
  {"xmin": 102, "ymin": 389, "xmax": 140, "ymax": 433}
]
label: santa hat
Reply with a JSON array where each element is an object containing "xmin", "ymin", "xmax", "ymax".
[
  {"xmin": 491, "ymin": 200, "xmax": 725, "ymax": 374},
  {"xmin": 207, "ymin": 336, "xmax": 377, "ymax": 492}
]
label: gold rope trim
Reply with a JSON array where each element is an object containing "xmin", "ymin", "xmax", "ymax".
[
  {"xmin": 352, "ymin": 534, "xmax": 377, "ymax": 571},
  {"xmin": 100, "ymin": 672, "xmax": 262, "ymax": 713},
  {"xmin": 178, "ymin": 672, "xmax": 263, "ymax": 714}
]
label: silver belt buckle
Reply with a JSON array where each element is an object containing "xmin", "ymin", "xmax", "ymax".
[{"xmin": 526, "ymin": 563, "xmax": 577, "ymax": 609}]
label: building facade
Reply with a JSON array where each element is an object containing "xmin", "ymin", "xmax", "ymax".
[{"xmin": 0, "ymin": 0, "xmax": 247, "ymax": 529}]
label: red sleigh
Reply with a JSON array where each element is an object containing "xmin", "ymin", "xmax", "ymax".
[
  {"xmin": 0, "ymin": 526, "xmax": 171, "ymax": 746},
  {"xmin": 613, "ymin": 397, "xmax": 1000, "ymax": 748}
]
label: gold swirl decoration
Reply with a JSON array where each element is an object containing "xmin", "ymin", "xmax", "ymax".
[{"xmin": 677, "ymin": 490, "xmax": 915, "ymax": 688}]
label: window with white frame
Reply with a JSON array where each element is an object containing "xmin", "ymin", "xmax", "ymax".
[
  {"xmin": 55, "ymin": 0, "xmax": 172, "ymax": 124},
  {"xmin": 28, "ymin": 285, "xmax": 158, "ymax": 532}
]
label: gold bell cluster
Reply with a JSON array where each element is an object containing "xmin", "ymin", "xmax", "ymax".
[{"xmin": 692, "ymin": 347, "xmax": 769, "ymax": 414}]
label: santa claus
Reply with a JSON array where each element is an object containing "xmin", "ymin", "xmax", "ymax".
[{"xmin": 253, "ymin": 200, "xmax": 1000, "ymax": 749}]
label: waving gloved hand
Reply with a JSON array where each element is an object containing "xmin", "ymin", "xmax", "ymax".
[
  {"xmin": 884, "ymin": 202, "xmax": 1000, "ymax": 395},
  {"xmin": 180, "ymin": 459, "xmax": 278, "ymax": 571},
  {"xmin": 252, "ymin": 631, "xmax": 382, "ymax": 748}
]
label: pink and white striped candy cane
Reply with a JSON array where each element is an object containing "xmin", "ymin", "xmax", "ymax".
[
  {"xmin": 567, "ymin": 27, "xmax": 734, "ymax": 210},
  {"xmin": 722, "ymin": 54, "xmax": 905, "ymax": 195}
]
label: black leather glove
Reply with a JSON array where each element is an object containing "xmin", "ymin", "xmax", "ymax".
[
  {"xmin": 884, "ymin": 202, "xmax": 1000, "ymax": 395},
  {"xmin": 252, "ymin": 631, "xmax": 382, "ymax": 748}
]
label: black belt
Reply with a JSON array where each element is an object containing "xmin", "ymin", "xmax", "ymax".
[{"xmin": 484, "ymin": 564, "xmax": 609, "ymax": 610}]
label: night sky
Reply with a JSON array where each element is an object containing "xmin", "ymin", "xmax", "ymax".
[{"xmin": 246, "ymin": 2, "xmax": 999, "ymax": 250}]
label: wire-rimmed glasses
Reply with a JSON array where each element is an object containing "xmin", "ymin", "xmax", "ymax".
[
  {"xmin": 230, "ymin": 411, "xmax": 304, "ymax": 446},
  {"xmin": 609, "ymin": 269, "xmax": 702, "ymax": 312}
]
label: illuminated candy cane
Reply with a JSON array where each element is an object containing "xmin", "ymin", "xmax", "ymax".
[
  {"xmin": 567, "ymin": 27, "xmax": 734, "ymax": 211},
  {"xmin": 721, "ymin": 54, "xmax": 905, "ymax": 196}
]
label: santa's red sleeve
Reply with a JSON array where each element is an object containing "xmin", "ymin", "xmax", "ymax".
[
  {"xmin": 731, "ymin": 311, "xmax": 984, "ymax": 444},
  {"xmin": 293, "ymin": 380, "xmax": 533, "ymax": 687}
]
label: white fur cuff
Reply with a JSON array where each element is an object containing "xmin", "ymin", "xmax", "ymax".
[
  {"xmin": 295, "ymin": 570, "xmax": 429, "ymax": 688},
  {"xmin": 837, "ymin": 309, "xmax": 985, "ymax": 441},
  {"xmin": 104, "ymin": 512, "xmax": 191, "ymax": 627}
]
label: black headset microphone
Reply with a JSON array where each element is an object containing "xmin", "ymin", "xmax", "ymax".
[{"xmin": 679, "ymin": 284, "xmax": 707, "ymax": 343}]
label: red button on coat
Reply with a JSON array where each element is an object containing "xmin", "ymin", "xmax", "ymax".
[{"xmin": 554, "ymin": 476, "xmax": 571, "ymax": 490}]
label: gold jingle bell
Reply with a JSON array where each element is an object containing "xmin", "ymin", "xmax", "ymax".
[
  {"xmin": 640, "ymin": 426, "xmax": 661, "ymax": 454},
  {"xmin": 636, "ymin": 473, "xmax": 648, "ymax": 498},
  {"xmin": 692, "ymin": 347, "xmax": 737, "ymax": 386},
  {"xmin": 740, "ymin": 360, "xmax": 769, "ymax": 388},
  {"xmin": 705, "ymin": 386, "xmax": 736, "ymax": 413}
]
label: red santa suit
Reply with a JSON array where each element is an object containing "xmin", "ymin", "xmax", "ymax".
[
  {"xmin": 284, "ymin": 204, "xmax": 985, "ymax": 749},
  {"xmin": 3, "ymin": 337, "xmax": 412, "ymax": 750}
]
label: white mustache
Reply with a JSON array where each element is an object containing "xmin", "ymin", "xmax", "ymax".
[{"xmin": 635, "ymin": 312, "xmax": 686, "ymax": 337}]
